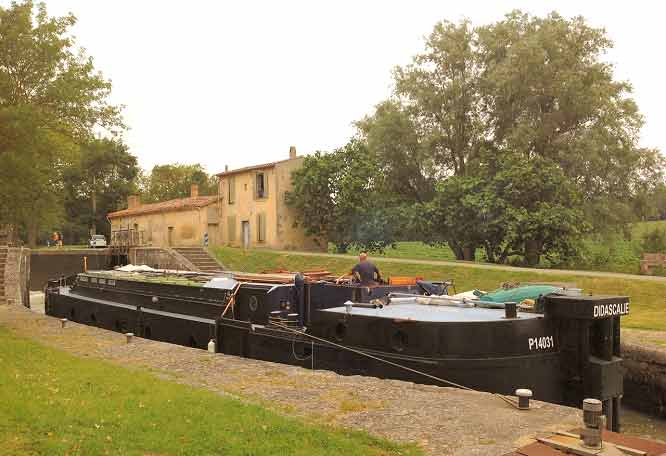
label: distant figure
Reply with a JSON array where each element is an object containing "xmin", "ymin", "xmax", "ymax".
[
  {"xmin": 336, "ymin": 251, "xmax": 382, "ymax": 286},
  {"xmin": 203, "ymin": 232, "xmax": 209, "ymax": 247}
]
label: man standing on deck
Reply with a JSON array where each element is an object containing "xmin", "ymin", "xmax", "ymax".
[{"xmin": 336, "ymin": 251, "xmax": 382, "ymax": 285}]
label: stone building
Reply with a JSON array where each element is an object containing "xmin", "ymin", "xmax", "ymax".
[
  {"xmin": 216, "ymin": 147, "xmax": 323, "ymax": 251},
  {"xmin": 107, "ymin": 147, "xmax": 323, "ymax": 251},
  {"xmin": 108, "ymin": 185, "xmax": 220, "ymax": 247}
]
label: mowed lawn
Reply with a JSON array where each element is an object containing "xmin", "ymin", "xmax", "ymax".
[
  {"xmin": 326, "ymin": 220, "xmax": 666, "ymax": 275},
  {"xmin": 212, "ymin": 247, "xmax": 666, "ymax": 331},
  {"xmin": 0, "ymin": 327, "xmax": 419, "ymax": 456}
]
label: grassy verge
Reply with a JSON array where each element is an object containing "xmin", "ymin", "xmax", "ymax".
[
  {"xmin": 212, "ymin": 246, "xmax": 666, "ymax": 332},
  {"xmin": 325, "ymin": 220, "xmax": 666, "ymax": 275},
  {"xmin": 0, "ymin": 326, "xmax": 419, "ymax": 456}
]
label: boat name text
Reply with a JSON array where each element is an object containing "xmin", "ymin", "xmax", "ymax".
[{"xmin": 593, "ymin": 302, "xmax": 629, "ymax": 318}]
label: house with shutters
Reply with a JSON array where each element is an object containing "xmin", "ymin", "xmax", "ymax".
[
  {"xmin": 107, "ymin": 147, "xmax": 323, "ymax": 251},
  {"xmin": 215, "ymin": 146, "xmax": 323, "ymax": 251},
  {"xmin": 107, "ymin": 184, "xmax": 220, "ymax": 247}
]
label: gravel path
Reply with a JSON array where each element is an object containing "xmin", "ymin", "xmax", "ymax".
[
  {"xmin": 0, "ymin": 304, "xmax": 582, "ymax": 456},
  {"xmin": 623, "ymin": 328, "xmax": 666, "ymax": 352},
  {"xmin": 274, "ymin": 250, "xmax": 666, "ymax": 282}
]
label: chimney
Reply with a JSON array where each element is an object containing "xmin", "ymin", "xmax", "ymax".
[
  {"xmin": 127, "ymin": 195, "xmax": 140, "ymax": 209},
  {"xmin": 225, "ymin": 165, "xmax": 229, "ymax": 172},
  {"xmin": 289, "ymin": 146, "xmax": 297, "ymax": 159},
  {"xmin": 190, "ymin": 184, "xmax": 199, "ymax": 198}
]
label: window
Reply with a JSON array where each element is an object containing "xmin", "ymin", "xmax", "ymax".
[
  {"xmin": 227, "ymin": 216, "xmax": 236, "ymax": 242},
  {"xmin": 257, "ymin": 212, "xmax": 266, "ymax": 242},
  {"xmin": 228, "ymin": 176, "xmax": 236, "ymax": 204},
  {"xmin": 207, "ymin": 206, "xmax": 219, "ymax": 224},
  {"xmin": 255, "ymin": 172, "xmax": 268, "ymax": 199}
]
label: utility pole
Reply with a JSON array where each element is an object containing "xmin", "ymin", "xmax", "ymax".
[{"xmin": 90, "ymin": 174, "xmax": 97, "ymax": 236}]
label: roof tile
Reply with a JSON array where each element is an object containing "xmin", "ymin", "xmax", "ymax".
[{"xmin": 108, "ymin": 196, "xmax": 218, "ymax": 219}]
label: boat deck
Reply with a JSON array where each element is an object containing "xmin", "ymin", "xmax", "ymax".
[{"xmin": 323, "ymin": 303, "xmax": 541, "ymax": 322}]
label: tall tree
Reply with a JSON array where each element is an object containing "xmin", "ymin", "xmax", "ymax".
[
  {"xmin": 0, "ymin": 1, "xmax": 123, "ymax": 246},
  {"xmin": 62, "ymin": 138, "xmax": 139, "ymax": 244},
  {"xmin": 141, "ymin": 163, "xmax": 216, "ymax": 203},
  {"xmin": 286, "ymin": 140, "xmax": 400, "ymax": 253},
  {"xmin": 357, "ymin": 12, "xmax": 662, "ymax": 264}
]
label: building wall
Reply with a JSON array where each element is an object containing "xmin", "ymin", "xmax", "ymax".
[
  {"xmin": 110, "ymin": 205, "xmax": 219, "ymax": 248},
  {"xmin": 274, "ymin": 158, "xmax": 324, "ymax": 251},
  {"xmin": 218, "ymin": 168, "xmax": 278, "ymax": 248},
  {"xmin": 217, "ymin": 158, "xmax": 325, "ymax": 251}
]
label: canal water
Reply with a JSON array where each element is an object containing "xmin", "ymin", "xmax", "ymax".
[{"xmin": 622, "ymin": 406, "xmax": 666, "ymax": 442}]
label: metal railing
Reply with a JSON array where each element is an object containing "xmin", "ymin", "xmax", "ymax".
[{"xmin": 110, "ymin": 229, "xmax": 145, "ymax": 248}]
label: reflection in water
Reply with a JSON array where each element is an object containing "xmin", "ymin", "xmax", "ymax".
[{"xmin": 622, "ymin": 407, "xmax": 666, "ymax": 442}]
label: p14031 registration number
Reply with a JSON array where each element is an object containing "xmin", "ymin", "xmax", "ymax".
[{"xmin": 529, "ymin": 336, "xmax": 554, "ymax": 351}]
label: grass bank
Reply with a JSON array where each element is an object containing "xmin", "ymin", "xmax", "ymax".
[
  {"xmin": 0, "ymin": 326, "xmax": 419, "ymax": 456},
  {"xmin": 327, "ymin": 220, "xmax": 666, "ymax": 275},
  {"xmin": 211, "ymin": 246, "xmax": 666, "ymax": 332}
]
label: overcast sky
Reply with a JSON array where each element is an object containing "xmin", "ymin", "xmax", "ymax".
[{"xmin": 33, "ymin": 1, "xmax": 665, "ymax": 174}]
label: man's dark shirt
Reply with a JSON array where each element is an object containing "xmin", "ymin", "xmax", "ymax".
[{"xmin": 351, "ymin": 261, "xmax": 380, "ymax": 285}]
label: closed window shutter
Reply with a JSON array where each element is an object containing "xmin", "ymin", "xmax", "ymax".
[
  {"xmin": 228, "ymin": 177, "xmax": 235, "ymax": 204},
  {"xmin": 227, "ymin": 216, "xmax": 236, "ymax": 242},
  {"xmin": 257, "ymin": 212, "xmax": 266, "ymax": 242}
]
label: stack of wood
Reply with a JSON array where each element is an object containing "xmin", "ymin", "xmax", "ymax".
[{"xmin": 229, "ymin": 269, "xmax": 334, "ymax": 284}]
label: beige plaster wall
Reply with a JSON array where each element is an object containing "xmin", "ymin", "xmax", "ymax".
[
  {"xmin": 217, "ymin": 157, "xmax": 325, "ymax": 251},
  {"xmin": 218, "ymin": 168, "xmax": 277, "ymax": 248},
  {"xmin": 274, "ymin": 158, "xmax": 325, "ymax": 251},
  {"xmin": 110, "ymin": 204, "xmax": 220, "ymax": 247}
]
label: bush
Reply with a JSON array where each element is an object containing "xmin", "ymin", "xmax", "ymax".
[{"xmin": 642, "ymin": 228, "xmax": 666, "ymax": 253}]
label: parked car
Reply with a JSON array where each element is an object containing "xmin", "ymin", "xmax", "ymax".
[{"xmin": 89, "ymin": 234, "xmax": 107, "ymax": 248}]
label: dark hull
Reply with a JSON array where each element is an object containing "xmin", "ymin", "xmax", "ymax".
[
  {"xmin": 45, "ymin": 273, "xmax": 628, "ymax": 431},
  {"xmin": 49, "ymin": 289, "xmax": 563, "ymax": 402},
  {"xmin": 221, "ymin": 319, "xmax": 565, "ymax": 402}
]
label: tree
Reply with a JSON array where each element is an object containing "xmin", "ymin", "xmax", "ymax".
[
  {"xmin": 286, "ymin": 140, "xmax": 400, "ymax": 253},
  {"xmin": 487, "ymin": 156, "xmax": 588, "ymax": 266},
  {"xmin": 62, "ymin": 138, "xmax": 139, "ymax": 243},
  {"xmin": 0, "ymin": 1, "xmax": 123, "ymax": 246},
  {"xmin": 474, "ymin": 12, "xmax": 659, "ymax": 261},
  {"xmin": 358, "ymin": 12, "xmax": 661, "ymax": 264},
  {"xmin": 141, "ymin": 163, "xmax": 216, "ymax": 203}
]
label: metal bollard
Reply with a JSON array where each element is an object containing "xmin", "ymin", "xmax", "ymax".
[
  {"xmin": 344, "ymin": 300, "xmax": 353, "ymax": 315},
  {"xmin": 208, "ymin": 339, "xmax": 216, "ymax": 353},
  {"xmin": 515, "ymin": 388, "xmax": 532, "ymax": 410},
  {"xmin": 125, "ymin": 332, "xmax": 134, "ymax": 344},
  {"xmin": 580, "ymin": 398, "xmax": 604, "ymax": 449},
  {"xmin": 505, "ymin": 302, "xmax": 518, "ymax": 319},
  {"xmin": 60, "ymin": 318, "xmax": 68, "ymax": 329}
]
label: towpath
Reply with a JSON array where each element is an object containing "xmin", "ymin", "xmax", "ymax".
[
  {"xmin": 0, "ymin": 303, "xmax": 580, "ymax": 456},
  {"xmin": 273, "ymin": 250, "xmax": 666, "ymax": 282}
]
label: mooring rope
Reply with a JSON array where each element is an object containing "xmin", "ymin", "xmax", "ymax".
[
  {"xmin": 221, "ymin": 283, "xmax": 242, "ymax": 319},
  {"xmin": 271, "ymin": 321, "xmax": 520, "ymax": 409}
]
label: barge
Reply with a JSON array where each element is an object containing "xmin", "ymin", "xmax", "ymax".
[{"xmin": 45, "ymin": 267, "xmax": 629, "ymax": 430}]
